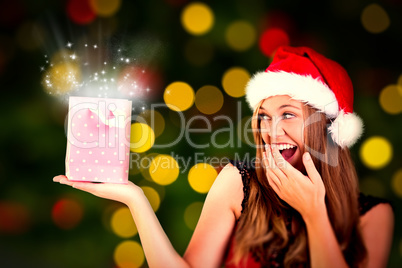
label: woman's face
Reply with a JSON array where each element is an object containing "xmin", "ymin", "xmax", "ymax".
[{"xmin": 258, "ymin": 95, "xmax": 305, "ymax": 172}]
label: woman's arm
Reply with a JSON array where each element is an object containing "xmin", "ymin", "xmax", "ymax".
[
  {"xmin": 359, "ymin": 203, "xmax": 394, "ymax": 268},
  {"xmin": 53, "ymin": 163, "xmax": 243, "ymax": 268}
]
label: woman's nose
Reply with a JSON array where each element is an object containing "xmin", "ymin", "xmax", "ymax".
[{"xmin": 268, "ymin": 117, "xmax": 285, "ymax": 138}]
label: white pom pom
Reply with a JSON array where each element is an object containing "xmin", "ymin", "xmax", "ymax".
[{"xmin": 328, "ymin": 111, "xmax": 364, "ymax": 148}]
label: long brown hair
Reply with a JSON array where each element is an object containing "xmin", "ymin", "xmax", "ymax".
[{"xmin": 231, "ymin": 101, "xmax": 367, "ymax": 267}]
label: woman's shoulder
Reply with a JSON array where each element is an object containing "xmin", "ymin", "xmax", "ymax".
[
  {"xmin": 358, "ymin": 192, "xmax": 393, "ymax": 216},
  {"xmin": 211, "ymin": 161, "xmax": 254, "ymax": 219}
]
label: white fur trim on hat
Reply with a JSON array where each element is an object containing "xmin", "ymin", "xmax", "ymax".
[
  {"xmin": 328, "ymin": 111, "xmax": 364, "ymax": 148},
  {"xmin": 246, "ymin": 71, "xmax": 364, "ymax": 147},
  {"xmin": 246, "ymin": 71, "xmax": 339, "ymax": 117}
]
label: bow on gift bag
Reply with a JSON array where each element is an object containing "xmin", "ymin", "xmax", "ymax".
[{"xmin": 65, "ymin": 96, "xmax": 132, "ymax": 184}]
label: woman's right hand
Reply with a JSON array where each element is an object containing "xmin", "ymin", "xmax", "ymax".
[{"xmin": 53, "ymin": 175, "xmax": 143, "ymax": 205}]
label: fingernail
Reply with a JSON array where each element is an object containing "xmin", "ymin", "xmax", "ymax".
[{"xmin": 304, "ymin": 152, "xmax": 311, "ymax": 161}]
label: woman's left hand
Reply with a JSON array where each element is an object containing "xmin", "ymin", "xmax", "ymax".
[{"xmin": 263, "ymin": 144, "xmax": 326, "ymax": 218}]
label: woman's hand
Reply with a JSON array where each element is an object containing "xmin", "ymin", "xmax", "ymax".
[
  {"xmin": 262, "ymin": 145, "xmax": 326, "ymax": 219},
  {"xmin": 53, "ymin": 175, "xmax": 143, "ymax": 205}
]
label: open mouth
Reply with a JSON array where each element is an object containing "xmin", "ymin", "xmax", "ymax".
[{"xmin": 277, "ymin": 144, "xmax": 297, "ymax": 161}]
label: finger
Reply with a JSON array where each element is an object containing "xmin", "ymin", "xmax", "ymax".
[
  {"xmin": 265, "ymin": 167, "xmax": 283, "ymax": 187},
  {"xmin": 53, "ymin": 175, "xmax": 67, "ymax": 182},
  {"xmin": 266, "ymin": 173, "xmax": 281, "ymax": 195},
  {"xmin": 270, "ymin": 144, "xmax": 288, "ymax": 170},
  {"xmin": 57, "ymin": 176, "xmax": 75, "ymax": 186},
  {"xmin": 269, "ymin": 144, "xmax": 288, "ymax": 179},
  {"xmin": 262, "ymin": 150, "xmax": 269, "ymax": 170},
  {"xmin": 302, "ymin": 152, "xmax": 321, "ymax": 183},
  {"xmin": 265, "ymin": 144, "xmax": 276, "ymax": 169}
]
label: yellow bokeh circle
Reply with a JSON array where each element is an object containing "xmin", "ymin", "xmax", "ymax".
[
  {"xmin": 43, "ymin": 62, "xmax": 81, "ymax": 94},
  {"xmin": 188, "ymin": 163, "xmax": 217, "ymax": 193},
  {"xmin": 360, "ymin": 136, "xmax": 393, "ymax": 169},
  {"xmin": 184, "ymin": 201, "xmax": 203, "ymax": 230},
  {"xmin": 141, "ymin": 186, "xmax": 161, "ymax": 212},
  {"xmin": 222, "ymin": 67, "xmax": 250, "ymax": 98},
  {"xmin": 225, "ymin": 20, "xmax": 256, "ymax": 51},
  {"xmin": 111, "ymin": 207, "xmax": 137, "ymax": 238},
  {"xmin": 137, "ymin": 110, "xmax": 165, "ymax": 137},
  {"xmin": 90, "ymin": 0, "xmax": 121, "ymax": 17},
  {"xmin": 379, "ymin": 85, "xmax": 402, "ymax": 114},
  {"xmin": 195, "ymin": 85, "xmax": 224, "ymax": 114},
  {"xmin": 181, "ymin": 2, "xmax": 214, "ymax": 35},
  {"xmin": 361, "ymin": 4, "xmax": 390, "ymax": 34},
  {"xmin": 130, "ymin": 123, "xmax": 155, "ymax": 153},
  {"xmin": 164, "ymin": 82, "xmax": 195, "ymax": 111},
  {"xmin": 149, "ymin": 154, "xmax": 180, "ymax": 185},
  {"xmin": 114, "ymin": 240, "xmax": 144, "ymax": 268},
  {"xmin": 391, "ymin": 169, "xmax": 402, "ymax": 198}
]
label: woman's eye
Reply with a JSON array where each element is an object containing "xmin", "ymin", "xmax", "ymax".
[
  {"xmin": 259, "ymin": 114, "xmax": 271, "ymax": 121},
  {"xmin": 283, "ymin": 113, "xmax": 295, "ymax": 119}
]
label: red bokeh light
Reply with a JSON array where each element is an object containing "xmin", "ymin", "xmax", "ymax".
[
  {"xmin": 117, "ymin": 65, "xmax": 163, "ymax": 99},
  {"xmin": 52, "ymin": 198, "xmax": 83, "ymax": 230},
  {"xmin": 258, "ymin": 28, "xmax": 290, "ymax": 58},
  {"xmin": 0, "ymin": 201, "xmax": 30, "ymax": 234},
  {"xmin": 66, "ymin": 0, "xmax": 96, "ymax": 25}
]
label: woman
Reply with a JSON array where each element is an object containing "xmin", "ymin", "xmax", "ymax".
[{"xmin": 54, "ymin": 46, "xmax": 394, "ymax": 267}]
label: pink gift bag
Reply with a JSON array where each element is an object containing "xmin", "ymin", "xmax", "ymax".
[{"xmin": 65, "ymin": 96, "xmax": 132, "ymax": 184}]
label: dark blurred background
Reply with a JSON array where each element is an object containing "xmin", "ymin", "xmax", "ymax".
[{"xmin": 0, "ymin": 0, "xmax": 401, "ymax": 267}]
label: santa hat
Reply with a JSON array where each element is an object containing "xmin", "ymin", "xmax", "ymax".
[{"xmin": 246, "ymin": 46, "xmax": 363, "ymax": 148}]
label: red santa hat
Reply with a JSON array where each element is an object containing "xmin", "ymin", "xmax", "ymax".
[{"xmin": 246, "ymin": 46, "xmax": 363, "ymax": 148}]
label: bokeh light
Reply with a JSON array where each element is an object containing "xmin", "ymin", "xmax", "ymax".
[
  {"xmin": 111, "ymin": 207, "xmax": 137, "ymax": 238},
  {"xmin": 379, "ymin": 85, "xmax": 402, "ymax": 114},
  {"xmin": 118, "ymin": 65, "xmax": 159, "ymax": 99},
  {"xmin": 225, "ymin": 20, "xmax": 256, "ymax": 51},
  {"xmin": 361, "ymin": 4, "xmax": 390, "ymax": 34},
  {"xmin": 149, "ymin": 154, "xmax": 180, "ymax": 185},
  {"xmin": 181, "ymin": 2, "xmax": 214, "ymax": 35},
  {"xmin": 164, "ymin": 81, "xmax": 195, "ymax": 111},
  {"xmin": 141, "ymin": 186, "xmax": 161, "ymax": 212},
  {"xmin": 42, "ymin": 61, "xmax": 81, "ymax": 95},
  {"xmin": 0, "ymin": 201, "xmax": 30, "ymax": 234},
  {"xmin": 188, "ymin": 163, "xmax": 217, "ymax": 193},
  {"xmin": 138, "ymin": 153, "xmax": 159, "ymax": 181},
  {"xmin": 222, "ymin": 67, "xmax": 250, "ymax": 98},
  {"xmin": 130, "ymin": 123, "xmax": 155, "ymax": 153},
  {"xmin": 90, "ymin": 0, "xmax": 121, "ymax": 17},
  {"xmin": 137, "ymin": 110, "xmax": 165, "ymax": 138},
  {"xmin": 184, "ymin": 38, "xmax": 214, "ymax": 66},
  {"xmin": 195, "ymin": 85, "xmax": 224, "ymax": 114},
  {"xmin": 114, "ymin": 240, "xmax": 144, "ymax": 268},
  {"xmin": 52, "ymin": 198, "xmax": 84, "ymax": 230},
  {"xmin": 67, "ymin": 0, "xmax": 96, "ymax": 25},
  {"xmin": 391, "ymin": 169, "xmax": 402, "ymax": 198},
  {"xmin": 259, "ymin": 28, "xmax": 290, "ymax": 57},
  {"xmin": 360, "ymin": 136, "xmax": 393, "ymax": 169},
  {"xmin": 184, "ymin": 201, "xmax": 203, "ymax": 230}
]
